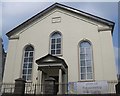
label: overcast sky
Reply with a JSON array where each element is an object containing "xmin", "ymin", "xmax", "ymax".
[{"xmin": 1, "ymin": 2, "xmax": 119, "ymax": 74}]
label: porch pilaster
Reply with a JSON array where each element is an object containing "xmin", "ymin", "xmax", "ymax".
[
  {"xmin": 58, "ymin": 69, "xmax": 62, "ymax": 94},
  {"xmin": 37, "ymin": 70, "xmax": 42, "ymax": 94}
]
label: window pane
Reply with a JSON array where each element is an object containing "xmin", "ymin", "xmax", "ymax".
[
  {"xmin": 28, "ymin": 63, "xmax": 32, "ymax": 68},
  {"xmin": 87, "ymin": 67, "xmax": 92, "ymax": 72},
  {"xmin": 29, "ymin": 58, "xmax": 33, "ymax": 62},
  {"xmin": 80, "ymin": 54, "xmax": 85, "ymax": 60},
  {"xmin": 30, "ymin": 52, "xmax": 33, "ymax": 57},
  {"xmin": 86, "ymin": 48, "xmax": 91, "ymax": 54},
  {"xmin": 56, "ymin": 44, "xmax": 61, "ymax": 49},
  {"xmin": 51, "ymin": 39, "xmax": 55, "ymax": 43},
  {"xmin": 51, "ymin": 44, "xmax": 55, "ymax": 49},
  {"xmin": 51, "ymin": 50, "xmax": 55, "ymax": 54},
  {"xmin": 25, "ymin": 46, "xmax": 34, "ymax": 51},
  {"xmin": 86, "ymin": 54, "xmax": 91, "ymax": 60},
  {"xmin": 23, "ymin": 69, "xmax": 27, "ymax": 74},
  {"xmin": 80, "ymin": 42, "xmax": 90, "ymax": 47},
  {"xmin": 81, "ymin": 60, "xmax": 85, "ymax": 66},
  {"xmin": 81, "ymin": 74, "xmax": 86, "ymax": 80},
  {"xmin": 24, "ymin": 58, "xmax": 28, "ymax": 62},
  {"xmin": 28, "ymin": 69, "xmax": 32, "ymax": 74},
  {"xmin": 80, "ymin": 48, "xmax": 85, "ymax": 54},
  {"xmin": 56, "ymin": 50, "xmax": 61, "ymax": 54},
  {"xmin": 57, "ymin": 38, "xmax": 61, "ymax": 43},
  {"xmin": 52, "ymin": 32, "xmax": 61, "ymax": 38},
  {"xmin": 81, "ymin": 67, "xmax": 86, "ymax": 73},
  {"xmin": 25, "ymin": 52, "xmax": 28, "ymax": 57},
  {"xmin": 87, "ymin": 73, "xmax": 92, "ymax": 79},
  {"xmin": 23, "ymin": 63, "xmax": 27, "ymax": 68},
  {"xmin": 86, "ymin": 60, "xmax": 91, "ymax": 67}
]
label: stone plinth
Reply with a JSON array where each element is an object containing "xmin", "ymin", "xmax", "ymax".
[{"xmin": 14, "ymin": 78, "xmax": 26, "ymax": 95}]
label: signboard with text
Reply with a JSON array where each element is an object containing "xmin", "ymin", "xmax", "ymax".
[{"xmin": 77, "ymin": 81, "xmax": 108, "ymax": 94}]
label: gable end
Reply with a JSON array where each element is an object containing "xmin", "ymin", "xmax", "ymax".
[{"xmin": 6, "ymin": 3, "xmax": 115, "ymax": 38}]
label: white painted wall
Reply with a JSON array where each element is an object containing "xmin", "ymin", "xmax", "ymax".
[
  {"xmin": 3, "ymin": 8, "xmax": 117, "ymax": 86},
  {"xmin": 3, "ymin": 39, "xmax": 18, "ymax": 83}
]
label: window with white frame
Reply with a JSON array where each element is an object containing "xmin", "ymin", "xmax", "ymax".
[
  {"xmin": 22, "ymin": 45, "xmax": 34, "ymax": 81},
  {"xmin": 80, "ymin": 41, "xmax": 93, "ymax": 80},
  {"xmin": 50, "ymin": 32, "xmax": 61, "ymax": 55}
]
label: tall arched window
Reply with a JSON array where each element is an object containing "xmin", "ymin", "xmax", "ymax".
[
  {"xmin": 50, "ymin": 32, "xmax": 61, "ymax": 55},
  {"xmin": 80, "ymin": 41, "xmax": 93, "ymax": 80},
  {"xmin": 22, "ymin": 45, "xmax": 34, "ymax": 81}
]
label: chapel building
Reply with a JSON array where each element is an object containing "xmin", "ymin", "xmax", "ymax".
[{"xmin": 3, "ymin": 3, "xmax": 117, "ymax": 94}]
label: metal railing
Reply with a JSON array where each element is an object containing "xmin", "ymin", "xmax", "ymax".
[
  {"xmin": 25, "ymin": 83, "xmax": 68, "ymax": 94},
  {"xmin": 0, "ymin": 83, "xmax": 68, "ymax": 94},
  {"xmin": 0, "ymin": 83, "xmax": 15, "ymax": 94},
  {"xmin": 0, "ymin": 81, "xmax": 118, "ymax": 94},
  {"xmin": 25, "ymin": 83, "xmax": 36, "ymax": 94}
]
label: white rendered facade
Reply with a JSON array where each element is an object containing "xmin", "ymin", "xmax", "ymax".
[{"xmin": 3, "ymin": 3, "xmax": 117, "ymax": 94}]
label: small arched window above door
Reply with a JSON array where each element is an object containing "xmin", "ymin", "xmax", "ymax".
[{"xmin": 50, "ymin": 32, "xmax": 62, "ymax": 55}]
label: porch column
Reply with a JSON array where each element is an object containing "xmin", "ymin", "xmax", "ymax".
[
  {"xmin": 37, "ymin": 70, "xmax": 42, "ymax": 94},
  {"xmin": 58, "ymin": 69, "xmax": 62, "ymax": 94}
]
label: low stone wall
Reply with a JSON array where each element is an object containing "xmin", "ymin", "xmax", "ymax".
[
  {"xmin": 1, "ymin": 93, "xmax": 120, "ymax": 96},
  {"xmin": 1, "ymin": 78, "xmax": 120, "ymax": 95}
]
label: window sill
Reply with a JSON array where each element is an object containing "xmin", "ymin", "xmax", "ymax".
[
  {"xmin": 51, "ymin": 54, "xmax": 63, "ymax": 57},
  {"xmin": 78, "ymin": 79, "xmax": 95, "ymax": 82}
]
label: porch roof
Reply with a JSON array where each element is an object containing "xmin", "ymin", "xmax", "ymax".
[{"xmin": 36, "ymin": 54, "xmax": 68, "ymax": 68}]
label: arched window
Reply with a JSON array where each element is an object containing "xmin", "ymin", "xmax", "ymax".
[
  {"xmin": 50, "ymin": 32, "xmax": 61, "ymax": 55},
  {"xmin": 22, "ymin": 45, "xmax": 34, "ymax": 81},
  {"xmin": 80, "ymin": 41, "xmax": 93, "ymax": 80}
]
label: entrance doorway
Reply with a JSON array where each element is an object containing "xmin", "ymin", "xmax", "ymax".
[{"xmin": 49, "ymin": 76, "xmax": 59, "ymax": 94}]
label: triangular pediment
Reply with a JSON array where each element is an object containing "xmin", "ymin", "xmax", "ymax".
[
  {"xmin": 36, "ymin": 54, "xmax": 68, "ymax": 68},
  {"xmin": 37, "ymin": 54, "xmax": 59, "ymax": 63},
  {"xmin": 43, "ymin": 58, "xmax": 56, "ymax": 62},
  {"xmin": 6, "ymin": 3, "xmax": 114, "ymax": 38}
]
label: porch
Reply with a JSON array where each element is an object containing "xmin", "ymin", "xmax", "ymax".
[{"xmin": 35, "ymin": 54, "xmax": 68, "ymax": 94}]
